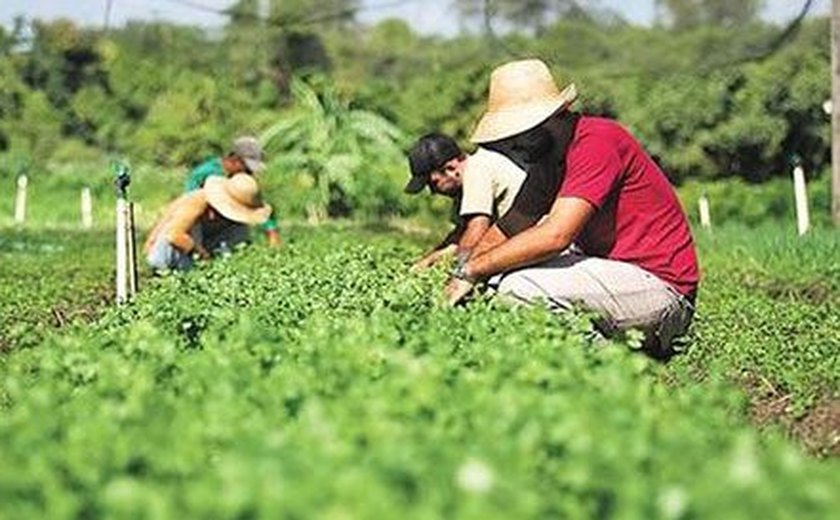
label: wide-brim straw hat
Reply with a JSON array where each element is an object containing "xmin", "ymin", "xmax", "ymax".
[
  {"xmin": 205, "ymin": 174, "xmax": 272, "ymax": 225},
  {"xmin": 470, "ymin": 59, "xmax": 578, "ymax": 144}
]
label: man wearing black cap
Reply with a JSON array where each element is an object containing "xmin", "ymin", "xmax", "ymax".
[{"xmin": 405, "ymin": 133, "xmax": 526, "ymax": 271}]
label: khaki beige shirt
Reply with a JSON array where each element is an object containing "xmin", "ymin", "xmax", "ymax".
[{"xmin": 459, "ymin": 148, "xmax": 526, "ymax": 219}]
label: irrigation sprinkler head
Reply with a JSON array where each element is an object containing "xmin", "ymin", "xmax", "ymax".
[
  {"xmin": 113, "ymin": 161, "xmax": 131, "ymax": 199},
  {"xmin": 13, "ymin": 155, "xmax": 31, "ymax": 177}
]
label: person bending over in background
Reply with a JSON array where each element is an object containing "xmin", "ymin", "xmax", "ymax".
[
  {"xmin": 144, "ymin": 174, "xmax": 272, "ymax": 272},
  {"xmin": 185, "ymin": 135, "xmax": 281, "ymax": 247},
  {"xmin": 445, "ymin": 59, "xmax": 700, "ymax": 357},
  {"xmin": 404, "ymin": 132, "xmax": 527, "ymax": 271}
]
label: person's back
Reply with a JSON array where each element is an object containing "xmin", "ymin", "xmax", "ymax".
[
  {"xmin": 562, "ymin": 116, "xmax": 698, "ymax": 297},
  {"xmin": 144, "ymin": 191, "xmax": 209, "ymax": 271},
  {"xmin": 185, "ymin": 157, "xmax": 224, "ymax": 192},
  {"xmin": 460, "ymin": 147, "xmax": 526, "ymax": 220}
]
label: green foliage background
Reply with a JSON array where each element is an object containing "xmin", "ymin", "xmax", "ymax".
[{"xmin": 0, "ymin": 5, "xmax": 833, "ymax": 223}]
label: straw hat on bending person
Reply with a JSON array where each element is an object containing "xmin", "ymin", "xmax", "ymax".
[
  {"xmin": 470, "ymin": 59, "xmax": 578, "ymax": 144},
  {"xmin": 205, "ymin": 174, "xmax": 272, "ymax": 224}
]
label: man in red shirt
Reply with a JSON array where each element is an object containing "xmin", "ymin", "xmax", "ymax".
[{"xmin": 447, "ymin": 59, "xmax": 699, "ymax": 356}]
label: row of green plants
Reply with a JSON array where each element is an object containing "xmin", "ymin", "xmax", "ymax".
[
  {"xmin": 673, "ymin": 225, "xmax": 838, "ymax": 431},
  {"xmin": 0, "ymin": 230, "xmax": 114, "ymax": 351},
  {"xmin": 0, "ymin": 224, "xmax": 837, "ymax": 518}
]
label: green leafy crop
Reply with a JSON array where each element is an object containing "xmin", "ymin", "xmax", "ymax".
[{"xmin": 0, "ymin": 224, "xmax": 837, "ymax": 519}]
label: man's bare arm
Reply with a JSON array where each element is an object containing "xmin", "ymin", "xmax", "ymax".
[
  {"xmin": 411, "ymin": 244, "xmax": 457, "ymax": 272},
  {"xmin": 465, "ymin": 197, "xmax": 595, "ymax": 279},
  {"xmin": 410, "ymin": 221, "xmax": 466, "ymax": 271},
  {"xmin": 457, "ymin": 215, "xmax": 491, "ymax": 253},
  {"xmin": 469, "ymin": 224, "xmax": 508, "ymax": 258},
  {"xmin": 419, "ymin": 215, "xmax": 492, "ymax": 274}
]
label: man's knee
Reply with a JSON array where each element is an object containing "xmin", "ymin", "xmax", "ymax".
[
  {"xmin": 494, "ymin": 271, "xmax": 574, "ymax": 311},
  {"xmin": 496, "ymin": 273, "xmax": 539, "ymax": 302}
]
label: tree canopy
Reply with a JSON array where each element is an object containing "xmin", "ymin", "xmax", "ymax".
[{"xmin": 0, "ymin": 1, "xmax": 830, "ymax": 219}]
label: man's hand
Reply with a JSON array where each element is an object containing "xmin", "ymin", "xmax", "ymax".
[
  {"xmin": 409, "ymin": 256, "xmax": 436, "ymax": 273},
  {"xmin": 194, "ymin": 245, "xmax": 211, "ymax": 261},
  {"xmin": 444, "ymin": 277, "xmax": 476, "ymax": 306},
  {"xmin": 409, "ymin": 244, "xmax": 457, "ymax": 273}
]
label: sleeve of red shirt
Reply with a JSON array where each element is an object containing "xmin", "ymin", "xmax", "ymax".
[{"xmin": 560, "ymin": 135, "xmax": 623, "ymax": 209}]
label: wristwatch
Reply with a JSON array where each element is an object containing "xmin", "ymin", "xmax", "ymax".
[{"xmin": 451, "ymin": 260, "xmax": 476, "ymax": 283}]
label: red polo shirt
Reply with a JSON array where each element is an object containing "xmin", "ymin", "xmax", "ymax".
[{"xmin": 561, "ymin": 117, "xmax": 699, "ymax": 296}]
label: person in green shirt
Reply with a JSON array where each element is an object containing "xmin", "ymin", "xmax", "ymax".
[{"xmin": 185, "ymin": 136, "xmax": 281, "ymax": 247}]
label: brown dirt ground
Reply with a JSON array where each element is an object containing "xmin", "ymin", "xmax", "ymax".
[
  {"xmin": 746, "ymin": 373, "xmax": 839, "ymax": 457},
  {"xmin": 0, "ymin": 286, "xmax": 111, "ymax": 354}
]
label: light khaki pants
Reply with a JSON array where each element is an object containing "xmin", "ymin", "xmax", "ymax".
[{"xmin": 488, "ymin": 253, "xmax": 695, "ymax": 351}]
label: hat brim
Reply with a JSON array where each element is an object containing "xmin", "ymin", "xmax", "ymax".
[
  {"xmin": 470, "ymin": 84, "xmax": 578, "ymax": 144},
  {"xmin": 404, "ymin": 175, "xmax": 428, "ymax": 194},
  {"xmin": 242, "ymin": 157, "xmax": 266, "ymax": 174},
  {"xmin": 205, "ymin": 177, "xmax": 272, "ymax": 225}
]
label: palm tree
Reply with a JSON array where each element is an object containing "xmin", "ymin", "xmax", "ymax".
[{"xmin": 261, "ymin": 76, "xmax": 405, "ymax": 221}]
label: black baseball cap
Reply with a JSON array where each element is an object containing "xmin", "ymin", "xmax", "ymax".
[{"xmin": 405, "ymin": 133, "xmax": 462, "ymax": 194}]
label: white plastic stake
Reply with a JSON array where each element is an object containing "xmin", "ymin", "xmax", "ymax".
[
  {"xmin": 698, "ymin": 194, "xmax": 711, "ymax": 229},
  {"xmin": 793, "ymin": 165, "xmax": 810, "ymax": 236},
  {"xmin": 116, "ymin": 198, "xmax": 128, "ymax": 304},
  {"xmin": 81, "ymin": 187, "xmax": 93, "ymax": 229},
  {"xmin": 14, "ymin": 174, "xmax": 27, "ymax": 225}
]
